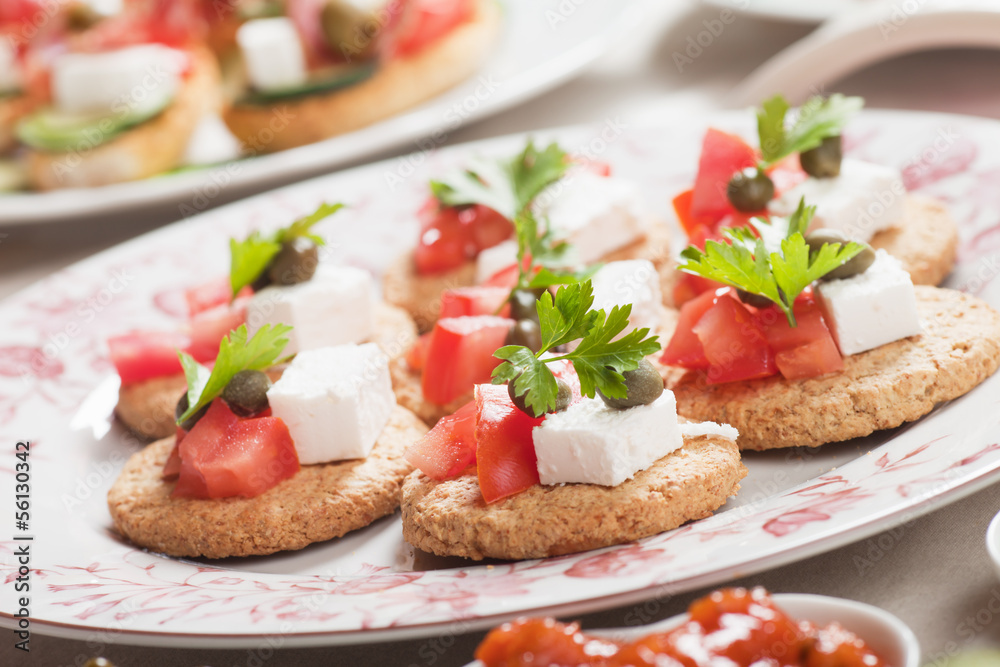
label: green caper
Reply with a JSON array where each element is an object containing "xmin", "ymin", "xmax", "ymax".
[
  {"xmin": 727, "ymin": 168, "xmax": 775, "ymax": 212},
  {"xmin": 598, "ymin": 359, "xmax": 664, "ymax": 409},
  {"xmin": 65, "ymin": 2, "xmax": 105, "ymax": 30},
  {"xmin": 321, "ymin": 0, "xmax": 377, "ymax": 59},
  {"xmin": 505, "ymin": 319, "xmax": 543, "ymax": 353},
  {"xmin": 508, "ymin": 288, "xmax": 545, "ymax": 324},
  {"xmin": 825, "ymin": 244, "xmax": 876, "ymax": 280},
  {"xmin": 509, "ymin": 377, "xmax": 572, "ymax": 416},
  {"xmin": 267, "ymin": 238, "xmax": 318, "ymax": 286},
  {"xmin": 175, "ymin": 393, "xmax": 209, "ymax": 431},
  {"xmin": 221, "ymin": 369, "xmax": 272, "ymax": 417},
  {"xmin": 737, "ymin": 289, "xmax": 773, "ymax": 309},
  {"xmin": 238, "ymin": 0, "xmax": 285, "ymax": 20},
  {"xmin": 804, "ymin": 228, "xmax": 848, "ymax": 251},
  {"xmin": 800, "ymin": 135, "xmax": 843, "ymax": 178},
  {"xmin": 805, "ymin": 229, "xmax": 876, "ymax": 280}
]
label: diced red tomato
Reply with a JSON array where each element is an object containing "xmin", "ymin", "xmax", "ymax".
[
  {"xmin": 690, "ymin": 128, "xmax": 758, "ymax": 221},
  {"xmin": 108, "ymin": 331, "xmax": 192, "ymax": 385},
  {"xmin": 386, "ymin": 0, "xmax": 474, "ymax": 58},
  {"xmin": 474, "ymin": 384, "xmax": 542, "ymax": 504},
  {"xmin": 405, "ymin": 400, "xmax": 478, "ymax": 480},
  {"xmin": 672, "ymin": 188, "xmax": 717, "ymax": 238},
  {"xmin": 693, "ymin": 293, "xmax": 776, "ymax": 384},
  {"xmin": 414, "ymin": 200, "xmax": 514, "ymax": 275},
  {"xmin": 755, "ymin": 292, "xmax": 843, "ymax": 380},
  {"xmin": 421, "ymin": 315, "xmax": 514, "ymax": 405},
  {"xmin": 661, "ymin": 287, "xmax": 725, "ymax": 369},
  {"xmin": 184, "ymin": 299, "xmax": 248, "ymax": 362},
  {"xmin": 406, "ymin": 332, "xmax": 432, "ymax": 371},
  {"xmin": 775, "ymin": 338, "xmax": 843, "ymax": 380},
  {"xmin": 439, "ymin": 286, "xmax": 511, "ymax": 319},
  {"xmin": 185, "ymin": 276, "xmax": 251, "ymax": 317},
  {"xmin": 480, "ymin": 262, "xmax": 520, "ymax": 288},
  {"xmin": 468, "ymin": 205, "xmax": 514, "ymax": 251},
  {"xmin": 672, "ymin": 272, "xmax": 725, "ymax": 306},
  {"xmin": 172, "ymin": 399, "xmax": 299, "ymax": 499}
]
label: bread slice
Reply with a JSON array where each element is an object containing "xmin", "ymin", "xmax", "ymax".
[
  {"xmin": 108, "ymin": 404, "xmax": 428, "ymax": 559},
  {"xmin": 665, "ymin": 287, "xmax": 1000, "ymax": 451},
  {"xmin": 222, "ymin": 0, "xmax": 501, "ymax": 153},
  {"xmin": 115, "ymin": 301, "xmax": 418, "ymax": 440},
  {"xmin": 402, "ymin": 434, "xmax": 746, "ymax": 561},
  {"xmin": 868, "ymin": 196, "xmax": 958, "ymax": 287},
  {"xmin": 23, "ymin": 46, "xmax": 221, "ymax": 190},
  {"xmin": 385, "ymin": 221, "xmax": 675, "ymax": 333}
]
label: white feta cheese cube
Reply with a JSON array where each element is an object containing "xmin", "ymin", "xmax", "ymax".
[
  {"xmin": 475, "ymin": 239, "xmax": 518, "ymax": 284},
  {"xmin": 590, "ymin": 260, "xmax": 664, "ymax": 335},
  {"xmin": 539, "ymin": 172, "xmax": 650, "ymax": 265},
  {"xmin": 181, "ymin": 113, "xmax": 242, "ymax": 166},
  {"xmin": 678, "ymin": 421, "xmax": 739, "ymax": 441},
  {"xmin": 237, "ymin": 18, "xmax": 308, "ymax": 93},
  {"xmin": 0, "ymin": 40, "xmax": 22, "ymax": 94},
  {"xmin": 51, "ymin": 45, "xmax": 186, "ymax": 116},
  {"xmin": 267, "ymin": 343, "xmax": 396, "ymax": 464},
  {"xmin": 533, "ymin": 393, "xmax": 683, "ymax": 487},
  {"xmin": 816, "ymin": 250, "xmax": 922, "ymax": 356},
  {"xmin": 768, "ymin": 159, "xmax": 906, "ymax": 243},
  {"xmin": 247, "ymin": 264, "xmax": 374, "ymax": 356}
]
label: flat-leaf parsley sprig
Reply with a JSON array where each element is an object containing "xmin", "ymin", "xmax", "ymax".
[
  {"xmin": 175, "ymin": 323, "xmax": 292, "ymax": 425},
  {"xmin": 431, "ymin": 140, "xmax": 597, "ymax": 294},
  {"xmin": 756, "ymin": 93, "xmax": 863, "ymax": 168},
  {"xmin": 679, "ymin": 199, "xmax": 865, "ymax": 327},
  {"xmin": 492, "ymin": 280, "xmax": 660, "ymax": 417},
  {"xmin": 229, "ymin": 202, "xmax": 343, "ymax": 299}
]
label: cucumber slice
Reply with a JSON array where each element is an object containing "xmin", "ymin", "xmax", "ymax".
[
  {"xmin": 236, "ymin": 61, "xmax": 377, "ymax": 106},
  {"xmin": 16, "ymin": 97, "xmax": 171, "ymax": 153}
]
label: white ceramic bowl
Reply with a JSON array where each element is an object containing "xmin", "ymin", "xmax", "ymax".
[
  {"xmin": 466, "ymin": 593, "xmax": 920, "ymax": 667},
  {"xmin": 986, "ymin": 508, "xmax": 1000, "ymax": 580}
]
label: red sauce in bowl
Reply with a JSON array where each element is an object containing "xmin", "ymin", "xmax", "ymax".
[{"xmin": 475, "ymin": 587, "xmax": 886, "ymax": 667}]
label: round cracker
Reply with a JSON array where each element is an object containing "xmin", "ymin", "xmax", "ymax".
[
  {"xmin": 222, "ymin": 0, "xmax": 501, "ymax": 153},
  {"xmin": 115, "ymin": 301, "xmax": 418, "ymax": 440},
  {"xmin": 385, "ymin": 222, "xmax": 674, "ymax": 333},
  {"xmin": 401, "ymin": 435, "xmax": 746, "ymax": 561},
  {"xmin": 392, "ymin": 305, "xmax": 680, "ymax": 427},
  {"xmin": 665, "ymin": 287, "xmax": 1000, "ymax": 451},
  {"xmin": 108, "ymin": 405, "xmax": 428, "ymax": 559},
  {"xmin": 869, "ymin": 196, "xmax": 958, "ymax": 286}
]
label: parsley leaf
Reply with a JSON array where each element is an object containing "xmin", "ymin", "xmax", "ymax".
[
  {"xmin": 756, "ymin": 94, "xmax": 863, "ymax": 167},
  {"xmin": 678, "ymin": 204, "xmax": 864, "ymax": 326},
  {"xmin": 175, "ymin": 323, "xmax": 292, "ymax": 425},
  {"xmin": 229, "ymin": 202, "xmax": 343, "ymax": 298},
  {"xmin": 430, "ymin": 141, "xmax": 570, "ymax": 219},
  {"xmin": 491, "ymin": 280, "xmax": 661, "ymax": 417}
]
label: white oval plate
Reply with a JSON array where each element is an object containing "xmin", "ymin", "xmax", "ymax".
[
  {"xmin": 464, "ymin": 593, "xmax": 921, "ymax": 667},
  {"xmin": 0, "ymin": 0, "xmax": 639, "ymax": 225},
  {"xmin": 1, "ymin": 109, "xmax": 999, "ymax": 648}
]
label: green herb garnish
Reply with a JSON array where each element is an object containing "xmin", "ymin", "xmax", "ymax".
[
  {"xmin": 492, "ymin": 280, "xmax": 660, "ymax": 417},
  {"xmin": 678, "ymin": 199, "xmax": 865, "ymax": 327},
  {"xmin": 430, "ymin": 141, "xmax": 570, "ymax": 219},
  {"xmin": 175, "ymin": 323, "xmax": 292, "ymax": 426},
  {"xmin": 228, "ymin": 202, "xmax": 342, "ymax": 299},
  {"xmin": 756, "ymin": 93, "xmax": 863, "ymax": 167}
]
